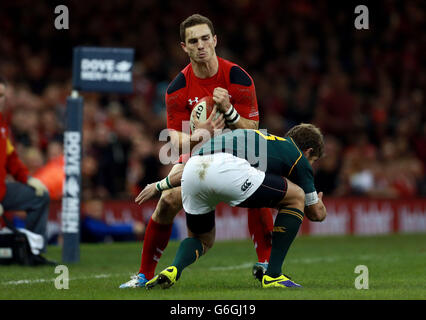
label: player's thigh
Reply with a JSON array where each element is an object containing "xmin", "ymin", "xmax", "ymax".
[
  {"xmin": 152, "ymin": 187, "xmax": 183, "ymax": 223},
  {"xmin": 181, "ymin": 155, "xmax": 220, "ymax": 215},
  {"xmin": 236, "ymin": 174, "xmax": 305, "ymax": 210},
  {"xmin": 236, "ymin": 173, "xmax": 287, "ymax": 209},
  {"xmin": 186, "ymin": 211, "xmax": 216, "ymax": 252},
  {"xmin": 277, "ymin": 178, "xmax": 305, "ymax": 210},
  {"xmin": 185, "ymin": 153, "xmax": 265, "ymax": 209}
]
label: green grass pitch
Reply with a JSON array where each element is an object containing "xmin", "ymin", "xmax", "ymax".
[{"xmin": 0, "ymin": 233, "xmax": 425, "ymax": 300}]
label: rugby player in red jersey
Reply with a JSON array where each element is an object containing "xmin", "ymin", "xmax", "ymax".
[{"xmin": 120, "ymin": 14, "xmax": 273, "ymax": 288}]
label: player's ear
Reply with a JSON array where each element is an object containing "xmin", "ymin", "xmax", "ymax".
[
  {"xmin": 213, "ymin": 35, "xmax": 217, "ymax": 48},
  {"xmin": 303, "ymin": 148, "xmax": 314, "ymax": 159},
  {"xmin": 181, "ymin": 42, "xmax": 188, "ymax": 53}
]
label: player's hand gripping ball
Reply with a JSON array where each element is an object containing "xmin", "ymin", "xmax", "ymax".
[{"xmin": 190, "ymin": 96, "xmax": 221, "ymax": 133}]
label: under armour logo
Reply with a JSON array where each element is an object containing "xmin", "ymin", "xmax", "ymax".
[
  {"xmin": 241, "ymin": 179, "xmax": 252, "ymax": 192},
  {"xmin": 188, "ymin": 97, "xmax": 199, "ymax": 105}
]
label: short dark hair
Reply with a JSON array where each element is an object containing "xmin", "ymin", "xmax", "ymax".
[
  {"xmin": 286, "ymin": 123, "xmax": 324, "ymax": 158},
  {"xmin": 180, "ymin": 14, "xmax": 215, "ymax": 43},
  {"xmin": 0, "ymin": 76, "xmax": 7, "ymax": 87}
]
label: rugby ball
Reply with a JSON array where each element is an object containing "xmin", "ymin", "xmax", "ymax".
[{"xmin": 190, "ymin": 96, "xmax": 221, "ymax": 133}]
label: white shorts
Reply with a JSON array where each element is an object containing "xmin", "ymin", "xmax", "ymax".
[{"xmin": 181, "ymin": 153, "xmax": 265, "ymax": 215}]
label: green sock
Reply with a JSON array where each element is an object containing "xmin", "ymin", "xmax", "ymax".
[
  {"xmin": 266, "ymin": 207, "xmax": 304, "ymax": 278},
  {"xmin": 172, "ymin": 237, "xmax": 204, "ymax": 280}
]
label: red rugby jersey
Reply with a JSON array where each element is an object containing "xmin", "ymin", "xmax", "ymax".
[
  {"xmin": 0, "ymin": 112, "xmax": 29, "ymax": 201},
  {"xmin": 166, "ymin": 57, "xmax": 259, "ymax": 132}
]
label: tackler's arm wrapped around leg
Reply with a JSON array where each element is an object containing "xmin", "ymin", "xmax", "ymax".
[{"xmin": 135, "ymin": 163, "xmax": 185, "ymax": 205}]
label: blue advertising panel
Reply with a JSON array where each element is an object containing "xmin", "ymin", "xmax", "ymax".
[
  {"xmin": 62, "ymin": 95, "xmax": 84, "ymax": 263},
  {"xmin": 72, "ymin": 47, "xmax": 134, "ymax": 93},
  {"xmin": 63, "ymin": 46, "xmax": 134, "ymax": 263}
]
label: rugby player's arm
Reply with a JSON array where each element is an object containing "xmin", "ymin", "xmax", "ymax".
[
  {"xmin": 225, "ymin": 89, "xmax": 259, "ymax": 130},
  {"xmin": 222, "ymin": 92, "xmax": 259, "ymax": 129},
  {"xmin": 166, "ymin": 98, "xmax": 201, "ymax": 153},
  {"xmin": 226, "ymin": 117, "xmax": 258, "ymax": 130},
  {"xmin": 305, "ymin": 191, "xmax": 327, "ymax": 222},
  {"xmin": 135, "ymin": 164, "xmax": 184, "ymax": 205},
  {"xmin": 166, "ymin": 83, "xmax": 203, "ymax": 154},
  {"xmin": 295, "ymin": 160, "xmax": 327, "ymax": 222},
  {"xmin": 169, "ymin": 130, "xmax": 202, "ymax": 154},
  {"xmin": 225, "ymin": 67, "xmax": 259, "ymax": 130},
  {"xmin": 169, "ymin": 105, "xmax": 225, "ymax": 154},
  {"xmin": 166, "ymin": 163, "xmax": 184, "ymax": 187}
]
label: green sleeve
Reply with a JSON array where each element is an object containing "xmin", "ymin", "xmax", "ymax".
[{"xmin": 291, "ymin": 157, "xmax": 316, "ymax": 194}]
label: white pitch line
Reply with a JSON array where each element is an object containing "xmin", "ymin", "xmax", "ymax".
[
  {"xmin": 2, "ymin": 255, "xmax": 377, "ymax": 286},
  {"xmin": 3, "ymin": 278, "xmax": 54, "ymax": 285},
  {"xmin": 208, "ymin": 254, "xmax": 376, "ymax": 272},
  {"xmin": 207, "ymin": 257, "xmax": 339, "ymax": 272},
  {"xmin": 209, "ymin": 263, "xmax": 253, "ymax": 271},
  {"xmin": 1, "ymin": 272, "xmax": 131, "ymax": 286}
]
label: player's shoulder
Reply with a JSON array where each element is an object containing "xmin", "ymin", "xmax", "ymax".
[
  {"xmin": 219, "ymin": 57, "xmax": 253, "ymax": 87},
  {"xmin": 279, "ymin": 137, "xmax": 305, "ymax": 162},
  {"xmin": 166, "ymin": 72, "xmax": 186, "ymax": 95},
  {"xmin": 290, "ymin": 141, "xmax": 313, "ymax": 174},
  {"xmin": 167, "ymin": 64, "xmax": 191, "ymax": 95}
]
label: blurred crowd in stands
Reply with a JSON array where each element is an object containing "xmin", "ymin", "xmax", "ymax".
[{"xmin": 0, "ymin": 0, "xmax": 425, "ymax": 201}]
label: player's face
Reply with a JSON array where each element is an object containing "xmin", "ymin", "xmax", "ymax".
[
  {"xmin": 307, "ymin": 155, "xmax": 319, "ymax": 166},
  {"xmin": 303, "ymin": 148, "xmax": 320, "ymax": 166},
  {"xmin": 181, "ymin": 24, "xmax": 217, "ymax": 63},
  {"xmin": 0, "ymin": 84, "xmax": 6, "ymax": 112}
]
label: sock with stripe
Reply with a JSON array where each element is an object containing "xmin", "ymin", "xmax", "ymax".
[
  {"xmin": 247, "ymin": 207, "xmax": 273, "ymax": 263},
  {"xmin": 139, "ymin": 217, "xmax": 173, "ymax": 279},
  {"xmin": 266, "ymin": 207, "xmax": 304, "ymax": 278},
  {"xmin": 172, "ymin": 237, "xmax": 204, "ymax": 280}
]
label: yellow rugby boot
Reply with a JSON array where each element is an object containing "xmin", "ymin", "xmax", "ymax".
[
  {"xmin": 262, "ymin": 274, "xmax": 302, "ymax": 288},
  {"xmin": 145, "ymin": 266, "xmax": 178, "ymax": 290}
]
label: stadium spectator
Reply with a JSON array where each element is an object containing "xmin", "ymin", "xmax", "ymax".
[
  {"xmin": 32, "ymin": 142, "xmax": 65, "ymax": 201},
  {"xmin": 0, "ymin": 76, "xmax": 51, "ymax": 256},
  {"xmin": 80, "ymin": 199, "xmax": 145, "ymax": 243}
]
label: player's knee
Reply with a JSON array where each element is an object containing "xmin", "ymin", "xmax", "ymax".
[
  {"xmin": 153, "ymin": 190, "xmax": 182, "ymax": 223},
  {"xmin": 160, "ymin": 190, "xmax": 182, "ymax": 212},
  {"xmin": 293, "ymin": 185, "xmax": 305, "ymax": 210},
  {"xmin": 186, "ymin": 212, "xmax": 215, "ymax": 254},
  {"xmin": 197, "ymin": 231, "xmax": 216, "ymax": 254},
  {"xmin": 278, "ymin": 182, "xmax": 305, "ymax": 211},
  {"xmin": 201, "ymin": 238, "xmax": 214, "ymax": 253}
]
